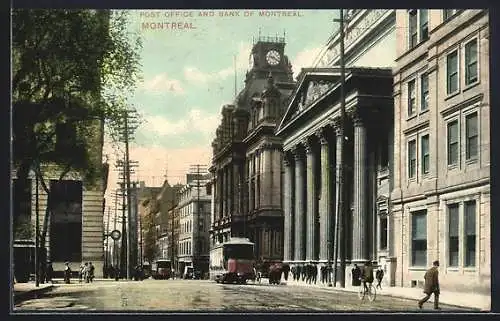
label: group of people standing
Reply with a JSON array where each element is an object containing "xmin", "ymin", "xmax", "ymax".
[
  {"xmin": 290, "ymin": 262, "xmax": 325, "ymax": 284},
  {"xmin": 78, "ymin": 262, "xmax": 95, "ymax": 283}
]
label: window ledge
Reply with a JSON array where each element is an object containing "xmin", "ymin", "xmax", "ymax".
[
  {"xmin": 447, "ymin": 164, "xmax": 458, "ymax": 171},
  {"xmin": 466, "ymin": 157, "xmax": 478, "ymax": 165},
  {"xmin": 464, "ymin": 267, "xmax": 476, "ymax": 272},
  {"xmin": 419, "ymin": 108, "xmax": 429, "ymax": 116},
  {"xmin": 446, "ymin": 267, "xmax": 460, "ymax": 272},
  {"xmin": 406, "ymin": 114, "xmax": 418, "ymax": 121},
  {"xmin": 445, "ymin": 91, "xmax": 461, "ymax": 101},
  {"xmin": 463, "ymin": 81, "xmax": 480, "ymax": 93},
  {"xmin": 409, "ymin": 267, "xmax": 427, "ymax": 271}
]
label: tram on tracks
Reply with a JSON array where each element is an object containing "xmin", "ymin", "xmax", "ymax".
[{"xmin": 209, "ymin": 238, "xmax": 256, "ymax": 284}]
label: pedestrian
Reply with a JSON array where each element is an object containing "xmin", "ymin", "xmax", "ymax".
[
  {"xmin": 376, "ymin": 266, "xmax": 384, "ymax": 290},
  {"xmin": 291, "ymin": 265, "xmax": 297, "ymax": 281},
  {"xmin": 312, "ymin": 263, "xmax": 318, "ymax": 285},
  {"xmin": 63, "ymin": 262, "xmax": 72, "ymax": 284},
  {"xmin": 88, "ymin": 262, "xmax": 95, "ymax": 282},
  {"xmin": 296, "ymin": 265, "xmax": 302, "ymax": 281},
  {"xmin": 360, "ymin": 261, "xmax": 374, "ymax": 293},
  {"xmin": 282, "ymin": 263, "xmax": 290, "ymax": 282},
  {"xmin": 79, "ymin": 263, "xmax": 85, "ymax": 282},
  {"xmin": 45, "ymin": 261, "xmax": 53, "ymax": 284},
  {"xmin": 352, "ymin": 264, "xmax": 361, "ymax": 286},
  {"xmin": 418, "ymin": 260, "xmax": 440, "ymax": 310},
  {"xmin": 83, "ymin": 262, "xmax": 89, "ymax": 283}
]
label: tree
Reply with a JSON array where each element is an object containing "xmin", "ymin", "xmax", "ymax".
[{"xmin": 12, "ymin": 9, "xmax": 142, "ymax": 263}]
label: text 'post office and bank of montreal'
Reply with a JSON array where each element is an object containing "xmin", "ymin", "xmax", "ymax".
[{"xmin": 140, "ymin": 10, "xmax": 303, "ymax": 31}]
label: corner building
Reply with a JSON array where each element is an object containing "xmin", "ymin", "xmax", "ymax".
[{"xmin": 392, "ymin": 9, "xmax": 490, "ymax": 294}]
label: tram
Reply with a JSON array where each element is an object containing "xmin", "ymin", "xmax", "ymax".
[{"xmin": 209, "ymin": 238, "xmax": 256, "ymax": 284}]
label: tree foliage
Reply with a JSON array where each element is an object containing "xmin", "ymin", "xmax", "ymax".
[{"xmin": 11, "ymin": 9, "xmax": 142, "ymax": 248}]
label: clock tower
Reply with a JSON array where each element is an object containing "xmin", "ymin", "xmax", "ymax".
[{"xmin": 246, "ymin": 35, "xmax": 293, "ymax": 84}]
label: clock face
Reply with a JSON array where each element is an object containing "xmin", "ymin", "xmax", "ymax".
[{"xmin": 266, "ymin": 50, "xmax": 281, "ymax": 66}]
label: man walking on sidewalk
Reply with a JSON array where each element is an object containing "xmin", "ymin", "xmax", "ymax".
[
  {"xmin": 418, "ymin": 260, "xmax": 440, "ymax": 310},
  {"xmin": 375, "ymin": 266, "xmax": 384, "ymax": 290}
]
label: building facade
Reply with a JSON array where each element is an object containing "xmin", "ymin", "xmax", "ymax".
[
  {"xmin": 13, "ymin": 118, "xmax": 109, "ymax": 278},
  {"xmin": 391, "ymin": 9, "xmax": 490, "ymax": 294},
  {"xmin": 276, "ymin": 9, "xmax": 397, "ymax": 285},
  {"xmin": 177, "ymin": 174, "xmax": 211, "ymax": 276},
  {"xmin": 209, "ymin": 36, "xmax": 295, "ymax": 262}
]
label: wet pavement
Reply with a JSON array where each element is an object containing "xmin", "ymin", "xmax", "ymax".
[{"xmin": 13, "ymin": 279, "xmax": 479, "ymax": 312}]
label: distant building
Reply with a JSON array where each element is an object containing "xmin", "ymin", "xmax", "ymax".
[
  {"xmin": 177, "ymin": 172, "xmax": 211, "ymax": 277},
  {"xmin": 391, "ymin": 9, "xmax": 490, "ymax": 294}
]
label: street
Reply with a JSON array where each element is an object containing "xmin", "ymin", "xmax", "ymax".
[{"xmin": 13, "ymin": 279, "xmax": 476, "ymax": 312}]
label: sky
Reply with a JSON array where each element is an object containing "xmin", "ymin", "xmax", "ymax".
[{"xmin": 103, "ymin": 9, "xmax": 340, "ymax": 208}]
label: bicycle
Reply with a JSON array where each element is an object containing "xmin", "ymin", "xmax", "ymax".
[{"xmin": 358, "ymin": 280, "xmax": 377, "ymax": 302}]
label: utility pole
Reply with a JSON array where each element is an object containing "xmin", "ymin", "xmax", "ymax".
[
  {"xmin": 333, "ymin": 8, "xmax": 347, "ymax": 288},
  {"xmin": 115, "ymin": 108, "xmax": 139, "ymax": 279},
  {"xmin": 113, "ymin": 190, "xmax": 118, "ymax": 267},
  {"xmin": 35, "ymin": 171, "xmax": 39, "ymax": 287}
]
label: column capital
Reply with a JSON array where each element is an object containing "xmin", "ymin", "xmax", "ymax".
[
  {"xmin": 347, "ymin": 106, "xmax": 365, "ymax": 127},
  {"xmin": 283, "ymin": 150, "xmax": 294, "ymax": 166},
  {"xmin": 302, "ymin": 137, "xmax": 317, "ymax": 154},
  {"xmin": 315, "ymin": 126, "xmax": 332, "ymax": 145},
  {"xmin": 331, "ymin": 116, "xmax": 344, "ymax": 136},
  {"xmin": 292, "ymin": 144, "xmax": 305, "ymax": 160}
]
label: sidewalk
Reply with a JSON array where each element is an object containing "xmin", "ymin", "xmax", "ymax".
[
  {"xmin": 13, "ymin": 282, "xmax": 54, "ymax": 304},
  {"xmin": 283, "ymin": 278, "xmax": 490, "ymax": 311}
]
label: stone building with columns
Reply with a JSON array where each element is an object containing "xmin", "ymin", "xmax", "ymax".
[
  {"xmin": 276, "ymin": 9, "xmax": 398, "ymax": 285},
  {"xmin": 209, "ymin": 36, "xmax": 295, "ymax": 261},
  {"xmin": 391, "ymin": 9, "xmax": 489, "ymax": 294},
  {"xmin": 276, "ymin": 67, "xmax": 393, "ymax": 283}
]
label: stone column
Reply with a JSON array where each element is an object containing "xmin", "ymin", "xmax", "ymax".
[
  {"xmin": 294, "ymin": 145, "xmax": 306, "ymax": 261},
  {"xmin": 248, "ymin": 155, "xmax": 254, "ymax": 213},
  {"xmin": 305, "ymin": 138, "xmax": 317, "ymax": 261},
  {"xmin": 317, "ymin": 127, "xmax": 333, "ymax": 262},
  {"xmin": 228, "ymin": 163, "xmax": 233, "ymax": 215},
  {"xmin": 218, "ymin": 169, "xmax": 223, "ymax": 220},
  {"xmin": 352, "ymin": 110, "xmax": 368, "ymax": 262},
  {"xmin": 255, "ymin": 150, "xmax": 260, "ymax": 210},
  {"xmin": 283, "ymin": 152, "xmax": 294, "ymax": 262}
]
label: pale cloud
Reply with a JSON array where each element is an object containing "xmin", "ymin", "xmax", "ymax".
[
  {"xmin": 291, "ymin": 46, "xmax": 324, "ymax": 79},
  {"xmin": 184, "ymin": 42, "xmax": 252, "ymax": 85},
  {"xmin": 143, "ymin": 108, "xmax": 221, "ymax": 137},
  {"xmin": 139, "ymin": 74, "xmax": 185, "ymax": 95},
  {"xmin": 103, "ymin": 139, "xmax": 212, "ymax": 212}
]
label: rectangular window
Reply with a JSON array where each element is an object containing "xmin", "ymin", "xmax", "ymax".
[
  {"xmin": 447, "ymin": 120, "xmax": 459, "ymax": 165},
  {"xmin": 412, "ymin": 210, "xmax": 427, "ymax": 266},
  {"xmin": 448, "ymin": 204, "xmax": 459, "ymax": 267},
  {"xmin": 421, "ymin": 135, "xmax": 430, "ymax": 174},
  {"xmin": 464, "ymin": 201, "xmax": 476, "ymax": 267},
  {"xmin": 447, "ymin": 50, "xmax": 459, "ymax": 94},
  {"xmin": 419, "ymin": 9, "xmax": 429, "ymax": 41},
  {"xmin": 380, "ymin": 216, "xmax": 388, "ymax": 250},
  {"xmin": 465, "ymin": 39, "xmax": 478, "ymax": 85},
  {"xmin": 408, "ymin": 79, "xmax": 416, "ymax": 116},
  {"xmin": 408, "ymin": 139, "xmax": 417, "ymax": 178},
  {"xmin": 420, "ymin": 73, "xmax": 429, "ymax": 111},
  {"xmin": 466, "ymin": 112, "xmax": 478, "ymax": 159},
  {"xmin": 409, "ymin": 10, "xmax": 418, "ymax": 49},
  {"xmin": 444, "ymin": 9, "xmax": 457, "ymax": 20}
]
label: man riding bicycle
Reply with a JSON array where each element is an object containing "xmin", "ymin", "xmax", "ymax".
[{"xmin": 360, "ymin": 261, "xmax": 374, "ymax": 292}]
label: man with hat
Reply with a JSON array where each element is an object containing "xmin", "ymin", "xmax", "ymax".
[{"xmin": 418, "ymin": 260, "xmax": 440, "ymax": 310}]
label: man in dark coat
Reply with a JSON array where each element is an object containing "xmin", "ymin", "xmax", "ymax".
[
  {"xmin": 320, "ymin": 265, "xmax": 326, "ymax": 284},
  {"xmin": 376, "ymin": 266, "xmax": 384, "ymax": 290},
  {"xmin": 418, "ymin": 260, "xmax": 440, "ymax": 310},
  {"xmin": 291, "ymin": 265, "xmax": 297, "ymax": 281},
  {"xmin": 282, "ymin": 263, "xmax": 290, "ymax": 281},
  {"xmin": 352, "ymin": 264, "xmax": 361, "ymax": 286},
  {"xmin": 45, "ymin": 262, "xmax": 53, "ymax": 284},
  {"xmin": 361, "ymin": 261, "xmax": 374, "ymax": 292}
]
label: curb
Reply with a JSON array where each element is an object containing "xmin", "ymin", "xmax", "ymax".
[
  {"xmin": 14, "ymin": 285, "xmax": 54, "ymax": 304},
  {"xmin": 285, "ymin": 282, "xmax": 485, "ymax": 311}
]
